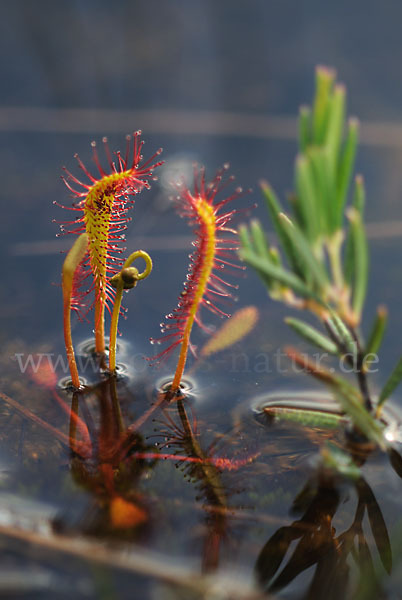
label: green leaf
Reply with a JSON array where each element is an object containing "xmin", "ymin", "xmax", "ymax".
[
  {"xmin": 364, "ymin": 306, "xmax": 387, "ymax": 365},
  {"xmin": 325, "ymin": 83, "xmax": 346, "ymax": 178},
  {"xmin": 347, "ymin": 206, "xmax": 368, "ymax": 320},
  {"xmin": 326, "ymin": 310, "xmax": 357, "ymax": 358},
  {"xmin": 239, "ymin": 225, "xmax": 272, "ymax": 289},
  {"xmin": 308, "ymin": 146, "xmax": 336, "ymax": 235},
  {"xmin": 336, "ymin": 117, "xmax": 359, "ymax": 228},
  {"xmin": 278, "ymin": 213, "xmax": 329, "ymax": 291},
  {"xmin": 298, "ymin": 105, "xmax": 311, "ymax": 152},
  {"xmin": 268, "ymin": 246, "xmax": 281, "ymax": 266},
  {"xmin": 285, "ymin": 317, "xmax": 338, "ymax": 354},
  {"xmin": 239, "ymin": 248, "xmax": 323, "ymax": 303},
  {"xmin": 238, "ymin": 223, "xmax": 253, "ymax": 252},
  {"xmin": 343, "ymin": 219, "xmax": 354, "ymax": 286},
  {"xmin": 344, "ymin": 176, "xmax": 368, "ymax": 319},
  {"xmin": 295, "ymin": 155, "xmax": 319, "ymax": 241},
  {"xmin": 312, "ymin": 66, "xmax": 336, "ymax": 144},
  {"xmin": 261, "ymin": 181, "xmax": 306, "ymax": 279},
  {"xmin": 264, "ymin": 406, "xmax": 344, "ymax": 429},
  {"xmin": 249, "ymin": 219, "xmax": 270, "ymax": 258},
  {"xmin": 288, "ymin": 192, "xmax": 305, "ymax": 232},
  {"xmin": 377, "ymin": 357, "xmax": 402, "ymax": 411}
]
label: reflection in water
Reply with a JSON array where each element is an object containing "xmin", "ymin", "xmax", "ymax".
[
  {"xmin": 67, "ymin": 384, "xmax": 255, "ymax": 573},
  {"xmin": 254, "ymin": 439, "xmax": 402, "ymax": 599},
  {"xmin": 155, "ymin": 397, "xmax": 228, "ymax": 573},
  {"xmin": 67, "ymin": 379, "xmax": 151, "ymax": 535},
  {"xmin": 3, "ymin": 351, "xmax": 402, "ymax": 598},
  {"xmin": 1, "ymin": 364, "xmax": 251, "ymax": 561}
]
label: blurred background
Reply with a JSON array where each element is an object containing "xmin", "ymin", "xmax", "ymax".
[{"xmin": 1, "ymin": 0, "xmax": 402, "ymax": 380}]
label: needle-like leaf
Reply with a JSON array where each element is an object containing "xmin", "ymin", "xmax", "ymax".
[
  {"xmin": 278, "ymin": 213, "xmax": 329, "ymax": 290},
  {"xmin": 285, "ymin": 317, "xmax": 338, "ymax": 354},
  {"xmin": 364, "ymin": 306, "xmax": 387, "ymax": 367},
  {"xmin": 298, "ymin": 105, "xmax": 312, "ymax": 152},
  {"xmin": 347, "ymin": 206, "xmax": 368, "ymax": 321},
  {"xmin": 239, "ymin": 224, "xmax": 272, "ymax": 289},
  {"xmin": 239, "ymin": 249, "xmax": 323, "ymax": 302},
  {"xmin": 325, "ymin": 84, "xmax": 346, "ymax": 179},
  {"xmin": 326, "ymin": 310, "xmax": 357, "ymax": 357},
  {"xmin": 312, "ymin": 66, "xmax": 335, "ymax": 144},
  {"xmin": 295, "ymin": 155, "xmax": 319, "ymax": 241},
  {"xmin": 261, "ymin": 181, "xmax": 305, "ymax": 279},
  {"xmin": 377, "ymin": 357, "xmax": 402, "ymax": 413},
  {"xmin": 250, "ymin": 219, "xmax": 270, "ymax": 258},
  {"xmin": 336, "ymin": 117, "xmax": 359, "ymax": 228}
]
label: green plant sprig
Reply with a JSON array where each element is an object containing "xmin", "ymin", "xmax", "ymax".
[
  {"xmin": 239, "ymin": 66, "xmax": 402, "ymax": 439},
  {"xmin": 239, "ymin": 68, "xmax": 364, "ymax": 326}
]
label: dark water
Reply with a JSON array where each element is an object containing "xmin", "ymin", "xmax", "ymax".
[{"xmin": 1, "ymin": 2, "xmax": 402, "ymax": 599}]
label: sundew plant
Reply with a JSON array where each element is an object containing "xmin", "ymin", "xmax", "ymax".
[
  {"xmin": 57, "ymin": 132, "xmax": 163, "ymax": 356},
  {"xmin": 149, "ymin": 165, "xmax": 249, "ymax": 395},
  {"xmin": 239, "ymin": 66, "xmax": 402, "ymax": 449},
  {"xmin": 58, "ymin": 133, "xmax": 251, "ymax": 397}
]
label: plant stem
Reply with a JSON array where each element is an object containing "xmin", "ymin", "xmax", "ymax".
[
  {"xmin": 63, "ymin": 296, "xmax": 80, "ymax": 388},
  {"xmin": 109, "ymin": 283, "xmax": 124, "ymax": 372},
  {"xmin": 94, "ymin": 281, "xmax": 106, "ymax": 354},
  {"xmin": 324, "ymin": 319, "xmax": 373, "ymax": 413},
  {"xmin": 109, "ymin": 251, "xmax": 153, "ymax": 372},
  {"xmin": 62, "ymin": 233, "xmax": 88, "ymax": 387},
  {"xmin": 349, "ymin": 327, "xmax": 373, "ymax": 413},
  {"xmin": 171, "ymin": 328, "xmax": 191, "ymax": 392},
  {"xmin": 327, "ymin": 231, "xmax": 344, "ymax": 292}
]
